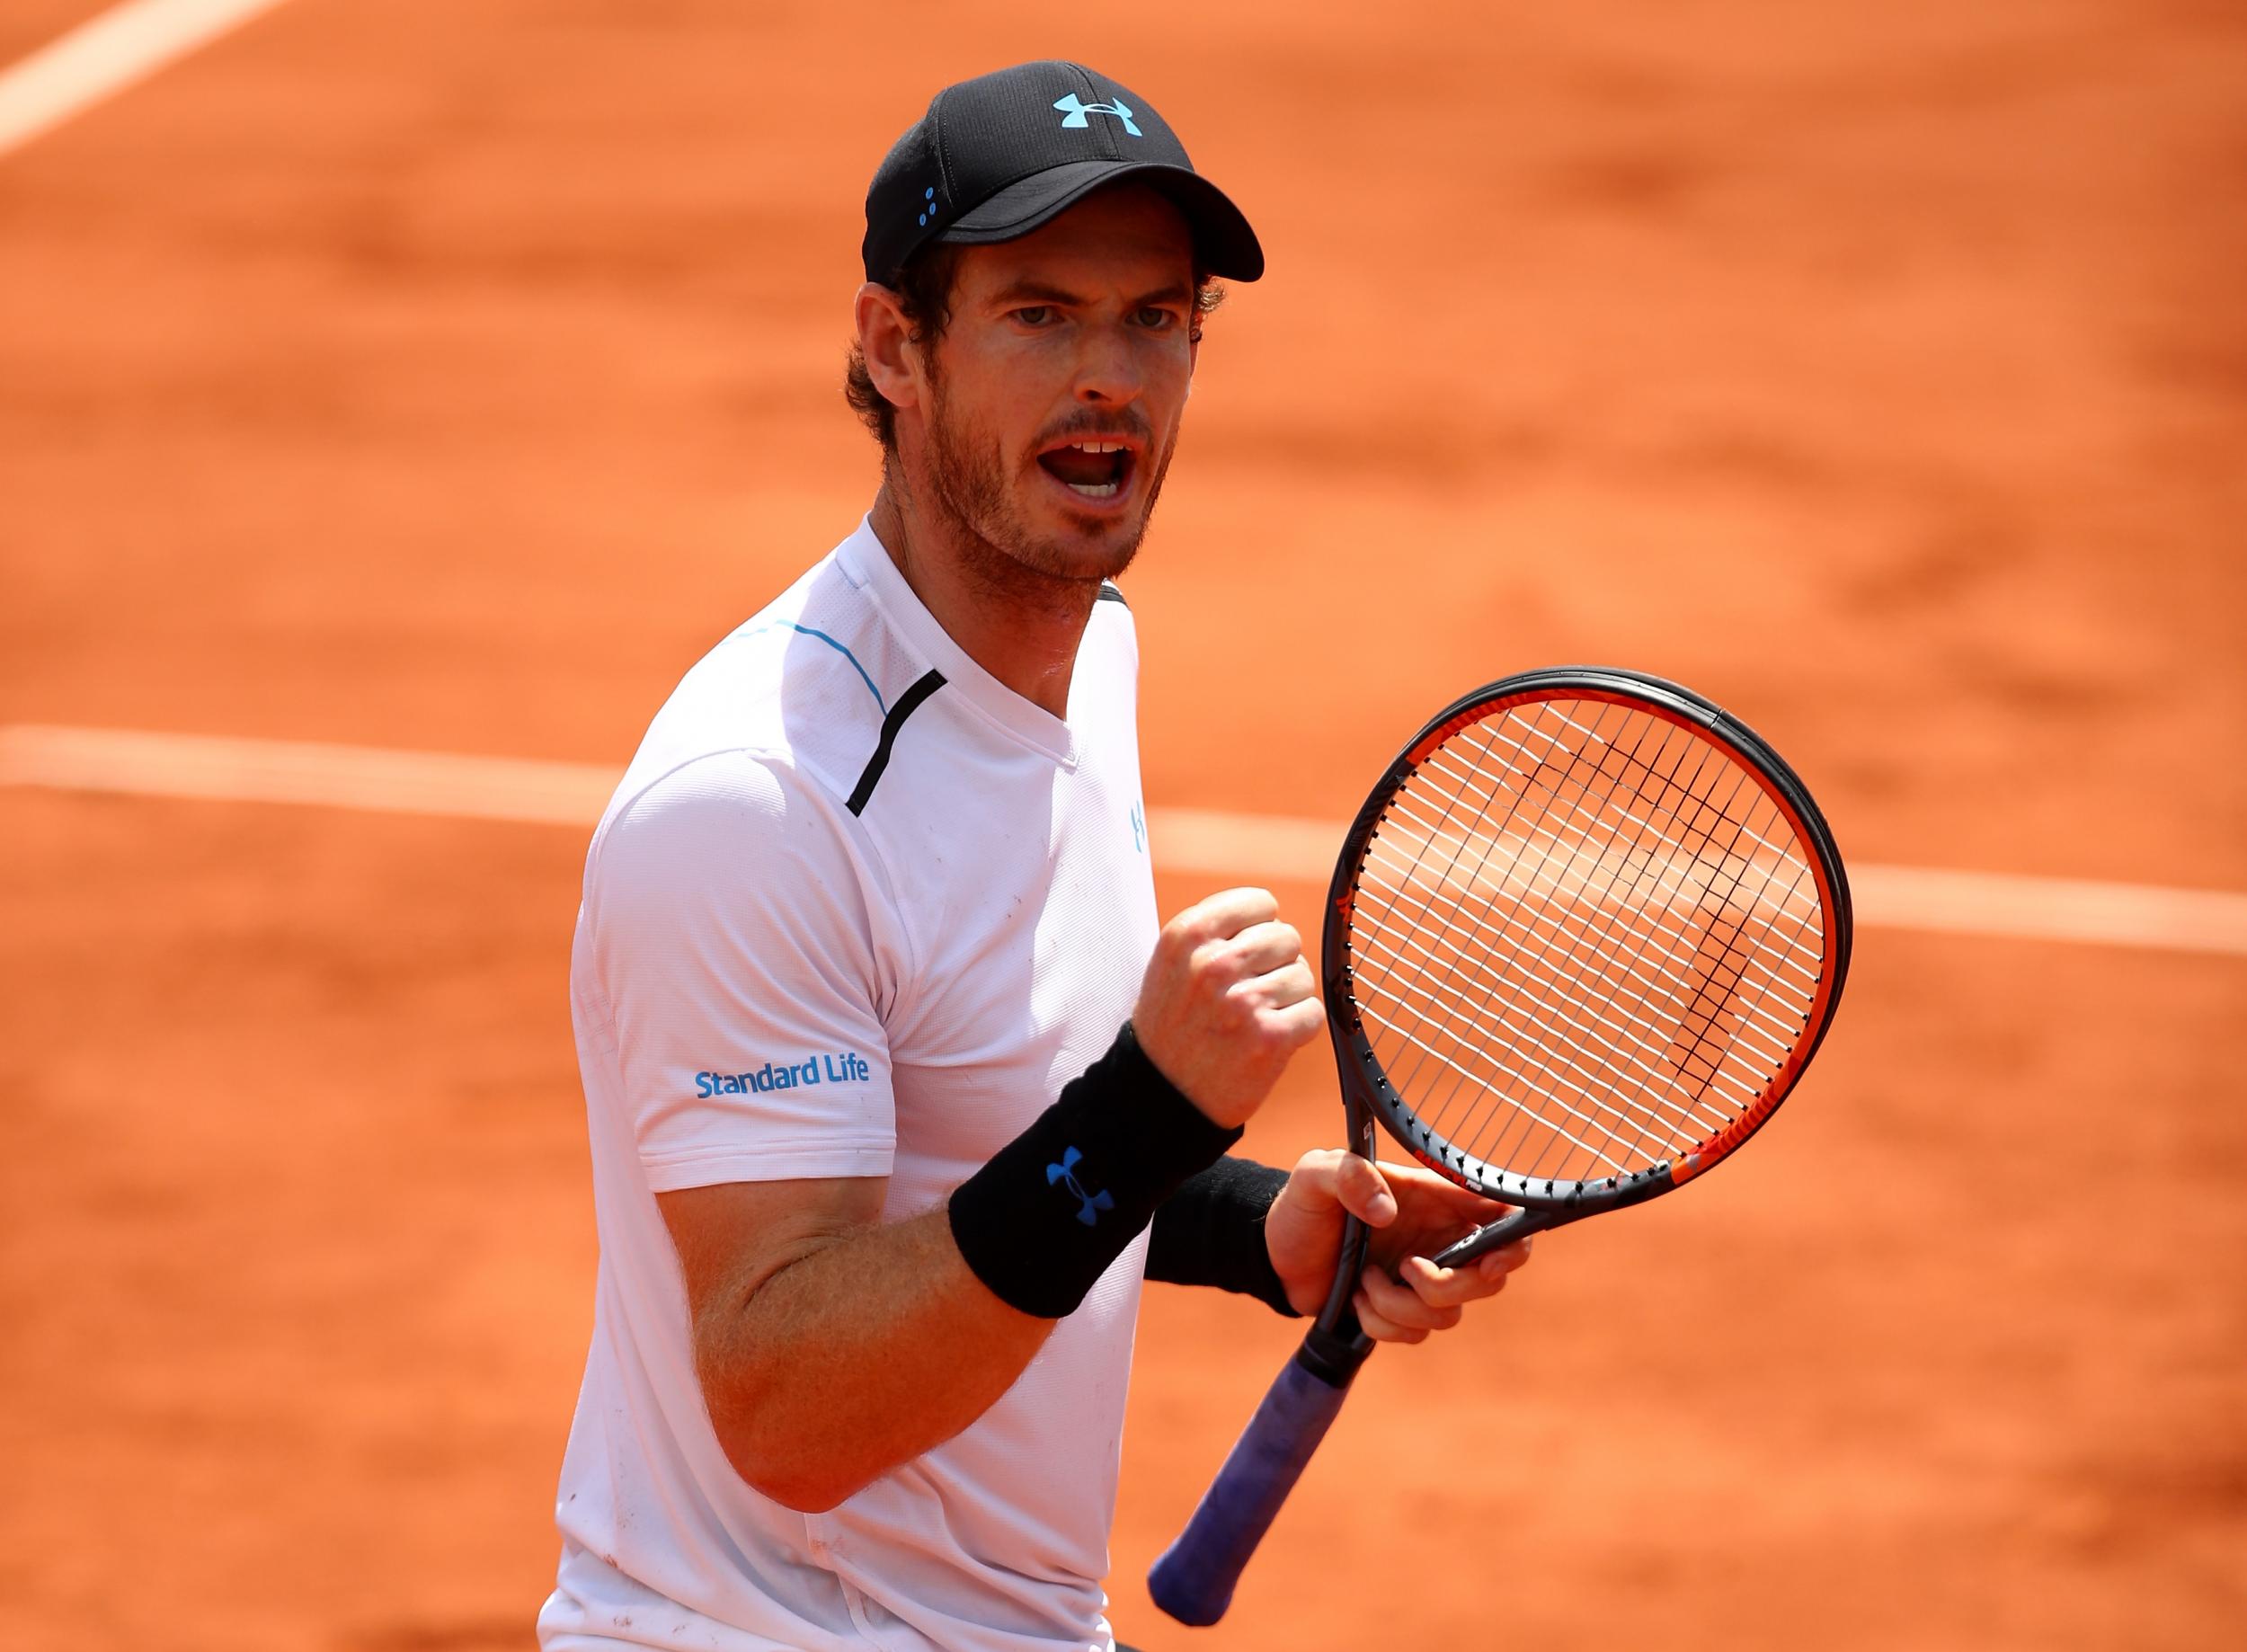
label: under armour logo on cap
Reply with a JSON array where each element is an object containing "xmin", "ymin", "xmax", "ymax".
[
  {"xmin": 860, "ymin": 61, "xmax": 1264, "ymax": 284},
  {"xmin": 1052, "ymin": 93, "xmax": 1141, "ymax": 137}
]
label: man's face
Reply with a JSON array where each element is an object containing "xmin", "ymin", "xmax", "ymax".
[{"xmin": 910, "ymin": 186, "xmax": 1199, "ymax": 585}]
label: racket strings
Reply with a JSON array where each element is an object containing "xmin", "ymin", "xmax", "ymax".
[
  {"xmin": 1389, "ymin": 708, "xmax": 1817, "ymax": 1179},
  {"xmin": 1374, "ymin": 711, "xmax": 1743, "ymax": 1163},
  {"xmin": 1368, "ymin": 808, "xmax": 1764, "ymax": 1177},
  {"xmin": 1349, "ymin": 697, "xmax": 1826, "ymax": 1186},
  {"xmin": 1425, "ymin": 715, "xmax": 1813, "ymax": 1179},
  {"xmin": 1375, "ymin": 712, "xmax": 1754, "ymax": 1175},
  {"xmin": 1372, "ymin": 744, "xmax": 1813, "ymax": 1078}
]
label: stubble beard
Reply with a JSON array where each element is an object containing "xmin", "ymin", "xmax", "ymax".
[{"xmin": 919, "ymin": 369, "xmax": 1177, "ymax": 597}]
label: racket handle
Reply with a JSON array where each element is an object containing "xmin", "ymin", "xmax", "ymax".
[{"xmin": 1147, "ymin": 1337, "xmax": 1359, "ymax": 1626}]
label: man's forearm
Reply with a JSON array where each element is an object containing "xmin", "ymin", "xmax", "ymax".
[{"xmin": 693, "ymin": 1205, "xmax": 1050, "ymax": 1513}]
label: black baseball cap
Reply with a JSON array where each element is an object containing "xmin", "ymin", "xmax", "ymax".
[{"xmin": 862, "ymin": 61, "xmax": 1264, "ymax": 286}]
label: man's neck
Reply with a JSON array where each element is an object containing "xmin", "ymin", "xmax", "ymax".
[{"xmin": 866, "ymin": 478, "xmax": 1101, "ymax": 722}]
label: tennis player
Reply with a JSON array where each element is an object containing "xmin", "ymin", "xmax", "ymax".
[{"xmin": 539, "ymin": 61, "xmax": 1532, "ymax": 1652}]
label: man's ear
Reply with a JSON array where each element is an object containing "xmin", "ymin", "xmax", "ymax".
[{"xmin": 855, "ymin": 282, "xmax": 922, "ymax": 418}]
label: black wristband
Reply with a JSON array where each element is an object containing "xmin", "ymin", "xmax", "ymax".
[
  {"xmin": 948, "ymin": 1023, "xmax": 1241, "ymax": 1319},
  {"xmin": 1146, "ymin": 1157, "xmax": 1301, "ymax": 1317}
]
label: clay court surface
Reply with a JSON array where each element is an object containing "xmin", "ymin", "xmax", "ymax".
[{"xmin": 3, "ymin": 3, "xmax": 2243, "ymax": 1648}]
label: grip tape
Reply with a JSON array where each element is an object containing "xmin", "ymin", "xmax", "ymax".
[{"xmin": 1146, "ymin": 1349, "xmax": 1354, "ymax": 1626}]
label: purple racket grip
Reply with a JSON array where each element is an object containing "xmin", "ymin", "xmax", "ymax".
[{"xmin": 1147, "ymin": 1353, "xmax": 1354, "ymax": 1626}]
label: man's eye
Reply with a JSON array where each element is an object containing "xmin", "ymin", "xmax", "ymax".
[
  {"xmin": 1015, "ymin": 306, "xmax": 1055, "ymax": 326},
  {"xmin": 1135, "ymin": 306, "xmax": 1177, "ymax": 330}
]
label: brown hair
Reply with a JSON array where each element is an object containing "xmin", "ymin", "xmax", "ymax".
[{"xmin": 843, "ymin": 245, "xmax": 1226, "ymax": 452}]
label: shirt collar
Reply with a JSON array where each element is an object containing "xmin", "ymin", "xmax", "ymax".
[{"xmin": 834, "ymin": 516, "xmax": 1079, "ymax": 767}]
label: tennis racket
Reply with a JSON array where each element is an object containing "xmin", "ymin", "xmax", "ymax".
[{"xmin": 1147, "ymin": 665, "xmax": 1852, "ymax": 1626}]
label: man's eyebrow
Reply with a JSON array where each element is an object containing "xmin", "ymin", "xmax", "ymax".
[
  {"xmin": 984, "ymin": 279, "xmax": 1195, "ymax": 308},
  {"xmin": 987, "ymin": 279, "xmax": 1090, "ymax": 307}
]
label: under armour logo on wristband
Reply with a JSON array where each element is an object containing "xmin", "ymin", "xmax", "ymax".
[{"xmin": 1046, "ymin": 1145, "xmax": 1116, "ymax": 1226}]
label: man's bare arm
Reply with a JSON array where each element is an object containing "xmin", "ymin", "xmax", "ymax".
[
  {"xmin": 660, "ymin": 1176, "xmax": 1048, "ymax": 1514},
  {"xmin": 661, "ymin": 886, "xmax": 1324, "ymax": 1514}
]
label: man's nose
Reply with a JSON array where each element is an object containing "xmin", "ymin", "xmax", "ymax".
[{"xmin": 1073, "ymin": 323, "xmax": 1145, "ymax": 405}]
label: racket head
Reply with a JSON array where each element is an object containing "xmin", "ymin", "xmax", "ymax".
[{"xmin": 1321, "ymin": 666, "xmax": 1852, "ymax": 1215}]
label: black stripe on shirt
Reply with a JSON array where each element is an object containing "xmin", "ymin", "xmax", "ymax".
[
  {"xmin": 1097, "ymin": 582, "xmax": 1128, "ymax": 607},
  {"xmin": 846, "ymin": 669, "xmax": 946, "ymax": 816}
]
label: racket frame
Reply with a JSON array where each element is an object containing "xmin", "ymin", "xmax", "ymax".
[
  {"xmin": 1328, "ymin": 667, "xmax": 1852, "ymax": 1273},
  {"xmin": 1148, "ymin": 666, "xmax": 1852, "ymax": 1625}
]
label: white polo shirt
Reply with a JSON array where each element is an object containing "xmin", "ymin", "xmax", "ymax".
[{"xmin": 540, "ymin": 520, "xmax": 1159, "ymax": 1652}]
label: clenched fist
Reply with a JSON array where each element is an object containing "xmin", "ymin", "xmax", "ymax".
[{"xmin": 1131, "ymin": 887, "xmax": 1325, "ymax": 1130}]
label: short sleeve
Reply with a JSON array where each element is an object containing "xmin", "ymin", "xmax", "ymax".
[{"xmin": 586, "ymin": 749, "xmax": 897, "ymax": 1191}]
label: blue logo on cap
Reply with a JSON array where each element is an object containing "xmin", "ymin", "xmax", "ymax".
[
  {"xmin": 916, "ymin": 185, "xmax": 937, "ymax": 228},
  {"xmin": 1053, "ymin": 93, "xmax": 1141, "ymax": 138}
]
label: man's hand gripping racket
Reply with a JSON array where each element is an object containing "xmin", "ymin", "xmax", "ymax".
[{"xmin": 1148, "ymin": 667, "xmax": 1853, "ymax": 1625}]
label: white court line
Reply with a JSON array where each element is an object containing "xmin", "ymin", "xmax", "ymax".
[
  {"xmin": 4, "ymin": 723, "xmax": 2245, "ymax": 959},
  {"xmin": 1147, "ymin": 806, "xmax": 2247, "ymax": 957},
  {"xmin": 0, "ymin": 0, "xmax": 289, "ymax": 158},
  {"xmin": 0, "ymin": 724, "xmax": 615, "ymax": 826}
]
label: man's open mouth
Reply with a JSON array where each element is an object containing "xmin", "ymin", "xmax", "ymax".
[{"xmin": 1035, "ymin": 439, "xmax": 1138, "ymax": 502}]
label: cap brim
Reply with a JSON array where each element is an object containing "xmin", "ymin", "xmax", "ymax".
[{"xmin": 937, "ymin": 159, "xmax": 1265, "ymax": 281}]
